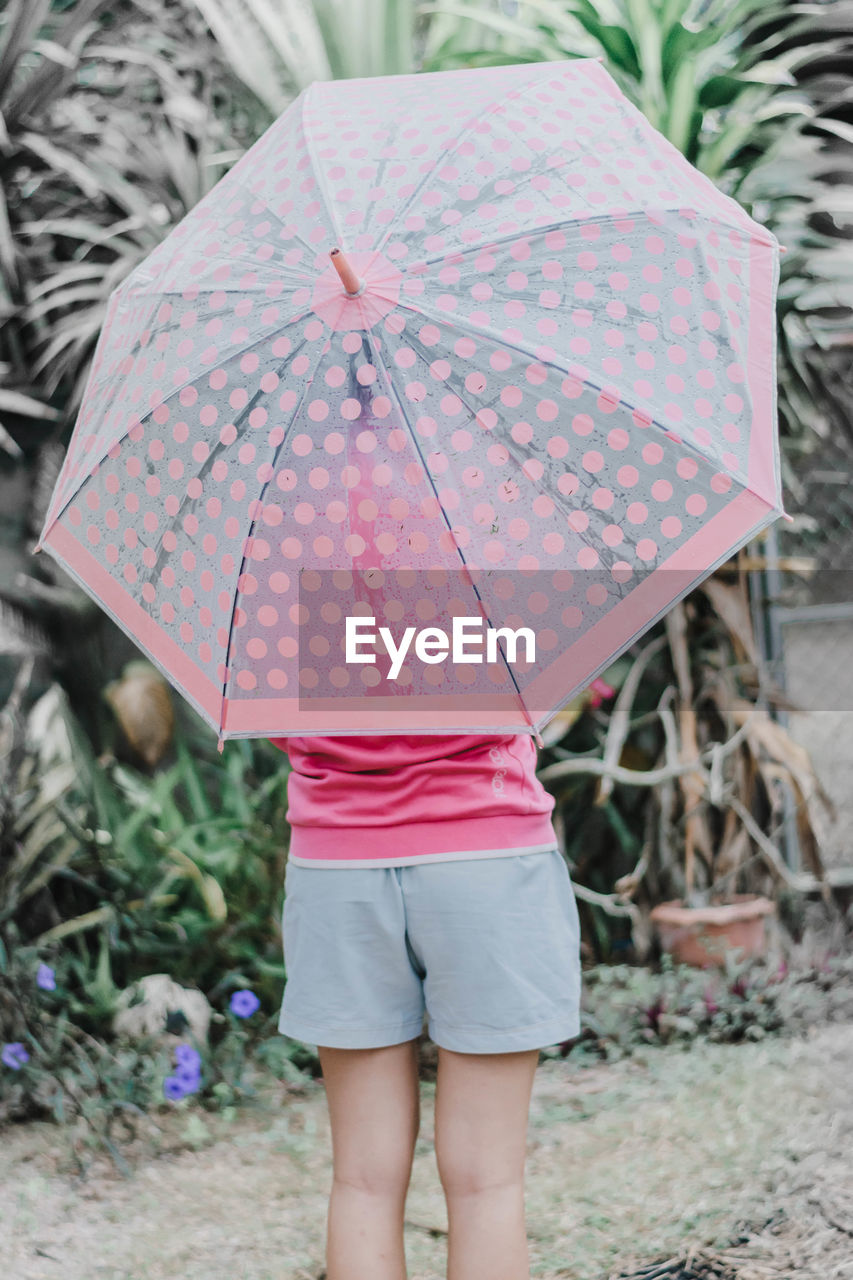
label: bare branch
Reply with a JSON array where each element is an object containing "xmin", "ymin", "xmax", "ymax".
[
  {"xmin": 597, "ymin": 634, "xmax": 668, "ymax": 804},
  {"xmin": 727, "ymin": 796, "xmax": 826, "ymax": 897}
]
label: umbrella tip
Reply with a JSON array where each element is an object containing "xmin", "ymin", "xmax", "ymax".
[
  {"xmin": 217, "ymin": 734, "xmax": 225, "ymax": 754},
  {"xmin": 329, "ymin": 246, "xmax": 365, "ymax": 297}
]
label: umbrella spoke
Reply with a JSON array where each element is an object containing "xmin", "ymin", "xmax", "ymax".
[
  {"xmin": 44, "ymin": 308, "xmax": 316, "ymax": 540},
  {"xmin": 209, "ymin": 173, "xmax": 324, "ymax": 276},
  {"xmin": 80, "ymin": 280, "xmax": 313, "ymax": 405},
  {"xmin": 367, "ymin": 334, "xmax": 543, "ymax": 737},
  {"xmin": 373, "ymin": 64, "xmax": 558, "ymax": 259},
  {"xmin": 216, "ymin": 337, "xmax": 332, "ymax": 725},
  {"xmin": 393, "ymin": 271, "xmax": 750, "ymax": 494}
]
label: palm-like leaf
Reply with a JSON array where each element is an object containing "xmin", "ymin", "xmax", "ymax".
[
  {"xmin": 186, "ymin": 0, "xmax": 422, "ymax": 112},
  {"xmin": 0, "ymin": 1, "xmax": 255, "ymax": 436}
]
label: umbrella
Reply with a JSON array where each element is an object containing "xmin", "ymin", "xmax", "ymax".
[{"xmin": 35, "ymin": 56, "xmax": 790, "ymax": 750}]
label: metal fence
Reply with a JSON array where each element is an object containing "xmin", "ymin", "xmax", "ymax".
[{"xmin": 750, "ymin": 434, "xmax": 853, "ymax": 876}]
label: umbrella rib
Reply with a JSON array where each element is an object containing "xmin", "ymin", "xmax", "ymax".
[
  {"xmin": 123, "ymin": 251, "xmax": 314, "ymax": 297},
  {"xmin": 391, "ymin": 316, "xmax": 597, "ymax": 544},
  {"xmin": 147, "ymin": 334, "xmax": 316, "ymax": 588},
  {"xmin": 519, "ymin": 503, "xmax": 782, "ymax": 742},
  {"xmin": 397, "ymin": 291, "xmax": 592, "ymax": 388},
  {"xmin": 301, "ymin": 82, "xmax": 346, "ymax": 248},
  {"xmin": 117, "ymin": 238, "xmax": 312, "ymax": 304},
  {"xmin": 41, "ymin": 310, "xmax": 310, "ymax": 548},
  {"xmin": 404, "ymin": 187, "xmax": 766, "ymax": 274},
  {"xmin": 216, "ymin": 174, "xmax": 328, "ymax": 273},
  {"xmin": 372, "ymin": 68, "xmax": 565, "ymax": 261},
  {"xmin": 391, "ymin": 291, "xmax": 759, "ymax": 501},
  {"xmin": 367, "ymin": 335, "xmax": 543, "ymax": 742},
  {"xmin": 216, "ymin": 333, "xmax": 332, "ymax": 745},
  {"xmin": 383, "ymin": 316, "xmax": 611, "ymax": 572},
  {"xmin": 78, "ymin": 285, "xmax": 315, "ymax": 405},
  {"xmin": 407, "ymin": 204, "xmax": 687, "ymax": 269},
  {"xmin": 382, "ymin": 298, "xmax": 782, "ymax": 604},
  {"xmin": 121, "ymin": 273, "xmax": 315, "ymax": 301}
]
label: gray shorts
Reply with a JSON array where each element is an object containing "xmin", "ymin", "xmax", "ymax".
[{"xmin": 278, "ymin": 847, "xmax": 582, "ymax": 1054}]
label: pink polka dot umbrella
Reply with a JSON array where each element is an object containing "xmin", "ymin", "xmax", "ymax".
[{"xmin": 35, "ymin": 57, "xmax": 790, "ymax": 750}]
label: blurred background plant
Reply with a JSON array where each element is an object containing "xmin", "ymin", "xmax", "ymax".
[
  {"xmin": 2, "ymin": 665, "xmax": 292, "ymax": 1003},
  {"xmin": 0, "ymin": 658, "xmax": 316, "ymax": 1167},
  {"xmin": 0, "ymin": 0, "xmax": 265, "ymax": 743},
  {"xmin": 0, "ymin": 925, "xmax": 317, "ymax": 1175},
  {"xmin": 543, "ymin": 941, "xmax": 853, "ymax": 1068},
  {"xmin": 1, "ymin": 0, "xmax": 851, "ymax": 1159}
]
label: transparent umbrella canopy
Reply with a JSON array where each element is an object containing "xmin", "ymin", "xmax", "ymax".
[{"xmin": 35, "ymin": 56, "xmax": 790, "ymax": 749}]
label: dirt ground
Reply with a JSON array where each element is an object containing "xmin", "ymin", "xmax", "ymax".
[{"xmin": 1, "ymin": 1020, "xmax": 852, "ymax": 1280}]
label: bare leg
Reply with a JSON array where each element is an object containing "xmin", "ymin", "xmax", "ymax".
[
  {"xmin": 434, "ymin": 1046, "xmax": 539, "ymax": 1280},
  {"xmin": 319, "ymin": 1039, "xmax": 421, "ymax": 1280}
]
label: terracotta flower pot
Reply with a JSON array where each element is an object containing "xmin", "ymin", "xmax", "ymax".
[{"xmin": 649, "ymin": 894, "xmax": 776, "ymax": 968}]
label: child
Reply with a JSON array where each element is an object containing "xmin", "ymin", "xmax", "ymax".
[{"xmin": 269, "ymin": 731, "xmax": 582, "ymax": 1280}]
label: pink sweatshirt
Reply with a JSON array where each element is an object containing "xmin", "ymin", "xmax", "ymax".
[{"xmin": 268, "ymin": 733, "xmax": 558, "ymax": 869}]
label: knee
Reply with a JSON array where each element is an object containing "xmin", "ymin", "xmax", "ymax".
[
  {"xmin": 332, "ymin": 1152, "xmax": 414, "ymax": 1201},
  {"xmin": 437, "ymin": 1158, "xmax": 524, "ymax": 1200}
]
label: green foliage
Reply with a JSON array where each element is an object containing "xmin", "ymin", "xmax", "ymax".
[
  {"xmin": 0, "ymin": 675, "xmax": 315, "ymax": 1173},
  {"xmin": 0, "ymin": 4, "xmax": 268, "ymax": 723},
  {"xmin": 3, "ymin": 683, "xmax": 292, "ymax": 1025},
  {"xmin": 0, "ymin": 929, "xmax": 315, "ymax": 1175},
  {"xmin": 185, "ymin": 0, "xmax": 425, "ymax": 112},
  {"xmin": 0, "ymin": 0, "xmax": 261, "ymax": 433}
]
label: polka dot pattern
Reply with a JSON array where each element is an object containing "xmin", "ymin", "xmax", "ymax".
[{"xmin": 40, "ymin": 57, "xmax": 780, "ymax": 728}]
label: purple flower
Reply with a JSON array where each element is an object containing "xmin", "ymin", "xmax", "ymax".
[
  {"xmin": 2, "ymin": 1043, "xmax": 29, "ymax": 1070},
  {"xmin": 174, "ymin": 1063, "xmax": 201, "ymax": 1093},
  {"xmin": 163, "ymin": 1075, "xmax": 188, "ymax": 1101},
  {"xmin": 174, "ymin": 1044, "xmax": 201, "ymax": 1071},
  {"xmin": 36, "ymin": 963, "xmax": 56, "ymax": 991},
  {"xmin": 229, "ymin": 989, "xmax": 260, "ymax": 1019}
]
